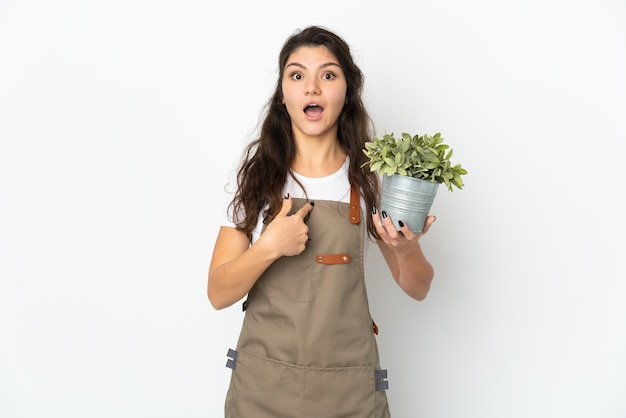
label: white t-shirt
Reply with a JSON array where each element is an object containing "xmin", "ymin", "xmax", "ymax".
[{"xmin": 220, "ymin": 157, "xmax": 373, "ymax": 254}]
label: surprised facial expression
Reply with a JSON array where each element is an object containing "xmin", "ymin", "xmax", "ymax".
[{"xmin": 281, "ymin": 45, "xmax": 348, "ymax": 141}]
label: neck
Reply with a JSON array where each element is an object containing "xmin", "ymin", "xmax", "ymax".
[{"xmin": 292, "ymin": 136, "xmax": 346, "ymax": 178}]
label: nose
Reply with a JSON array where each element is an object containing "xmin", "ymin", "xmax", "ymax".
[{"xmin": 305, "ymin": 78, "xmax": 320, "ymax": 95}]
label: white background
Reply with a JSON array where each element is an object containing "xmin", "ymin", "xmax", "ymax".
[{"xmin": 1, "ymin": 1, "xmax": 625, "ymax": 417}]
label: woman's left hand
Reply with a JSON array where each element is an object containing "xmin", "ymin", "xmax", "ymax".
[{"xmin": 372, "ymin": 208, "xmax": 435, "ymax": 255}]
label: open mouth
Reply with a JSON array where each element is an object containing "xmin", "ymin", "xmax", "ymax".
[{"xmin": 304, "ymin": 103, "xmax": 324, "ymax": 117}]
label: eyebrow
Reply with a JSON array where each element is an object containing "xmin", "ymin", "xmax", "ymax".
[{"xmin": 285, "ymin": 62, "xmax": 342, "ymax": 71}]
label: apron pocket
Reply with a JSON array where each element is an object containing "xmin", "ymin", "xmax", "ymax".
[
  {"xmin": 226, "ymin": 349, "xmax": 305, "ymax": 418},
  {"xmin": 226, "ymin": 349, "xmax": 382, "ymax": 418},
  {"xmin": 301, "ymin": 365, "xmax": 377, "ymax": 418},
  {"xmin": 259, "ymin": 253, "xmax": 313, "ymax": 302}
]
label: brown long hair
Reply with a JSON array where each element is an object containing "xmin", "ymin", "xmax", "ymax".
[{"xmin": 229, "ymin": 25, "xmax": 380, "ymax": 240}]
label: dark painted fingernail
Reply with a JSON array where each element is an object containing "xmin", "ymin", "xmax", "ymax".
[
  {"xmin": 309, "ymin": 201, "xmax": 315, "ymax": 206},
  {"xmin": 284, "ymin": 193, "xmax": 290, "ymax": 199},
  {"xmin": 372, "ymin": 206, "xmax": 377, "ymax": 214},
  {"xmin": 398, "ymin": 220, "xmax": 405, "ymax": 227},
  {"xmin": 381, "ymin": 211, "xmax": 388, "ymax": 219}
]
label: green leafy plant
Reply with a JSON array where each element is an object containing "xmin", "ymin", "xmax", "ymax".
[{"xmin": 362, "ymin": 132, "xmax": 468, "ymax": 192}]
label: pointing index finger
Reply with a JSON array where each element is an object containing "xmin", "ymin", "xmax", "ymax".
[{"xmin": 295, "ymin": 201, "xmax": 315, "ymax": 221}]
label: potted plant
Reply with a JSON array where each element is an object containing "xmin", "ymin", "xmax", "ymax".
[{"xmin": 362, "ymin": 131, "xmax": 468, "ymax": 233}]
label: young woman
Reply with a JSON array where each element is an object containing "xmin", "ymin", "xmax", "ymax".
[{"xmin": 207, "ymin": 25, "xmax": 435, "ymax": 418}]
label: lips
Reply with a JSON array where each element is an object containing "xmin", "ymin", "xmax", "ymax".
[{"xmin": 304, "ymin": 103, "xmax": 324, "ymax": 117}]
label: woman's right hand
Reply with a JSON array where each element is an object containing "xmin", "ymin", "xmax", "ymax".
[
  {"xmin": 258, "ymin": 196, "xmax": 314, "ymax": 258},
  {"xmin": 207, "ymin": 196, "xmax": 314, "ymax": 310}
]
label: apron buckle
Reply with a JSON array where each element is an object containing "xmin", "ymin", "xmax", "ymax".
[
  {"xmin": 226, "ymin": 348, "xmax": 238, "ymax": 370},
  {"xmin": 375, "ymin": 369, "xmax": 389, "ymax": 391}
]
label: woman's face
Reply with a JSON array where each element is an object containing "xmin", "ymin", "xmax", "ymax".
[{"xmin": 281, "ymin": 45, "xmax": 348, "ymax": 141}]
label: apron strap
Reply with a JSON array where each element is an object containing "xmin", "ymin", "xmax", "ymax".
[{"xmin": 349, "ymin": 186, "xmax": 360, "ymax": 224}]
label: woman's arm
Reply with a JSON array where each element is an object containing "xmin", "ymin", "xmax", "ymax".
[
  {"xmin": 207, "ymin": 197, "xmax": 314, "ymax": 310},
  {"xmin": 373, "ymin": 209, "xmax": 436, "ymax": 301}
]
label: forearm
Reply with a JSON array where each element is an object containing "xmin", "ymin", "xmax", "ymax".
[
  {"xmin": 379, "ymin": 241, "xmax": 434, "ymax": 301},
  {"xmin": 396, "ymin": 244, "xmax": 434, "ymax": 300},
  {"xmin": 208, "ymin": 243, "xmax": 277, "ymax": 310},
  {"xmin": 208, "ymin": 225, "xmax": 285, "ymax": 310}
]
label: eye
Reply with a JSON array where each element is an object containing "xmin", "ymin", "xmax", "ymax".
[
  {"xmin": 289, "ymin": 72, "xmax": 303, "ymax": 80},
  {"xmin": 322, "ymin": 72, "xmax": 336, "ymax": 80}
]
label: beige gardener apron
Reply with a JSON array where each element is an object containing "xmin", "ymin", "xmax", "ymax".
[{"xmin": 224, "ymin": 188, "xmax": 391, "ymax": 418}]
